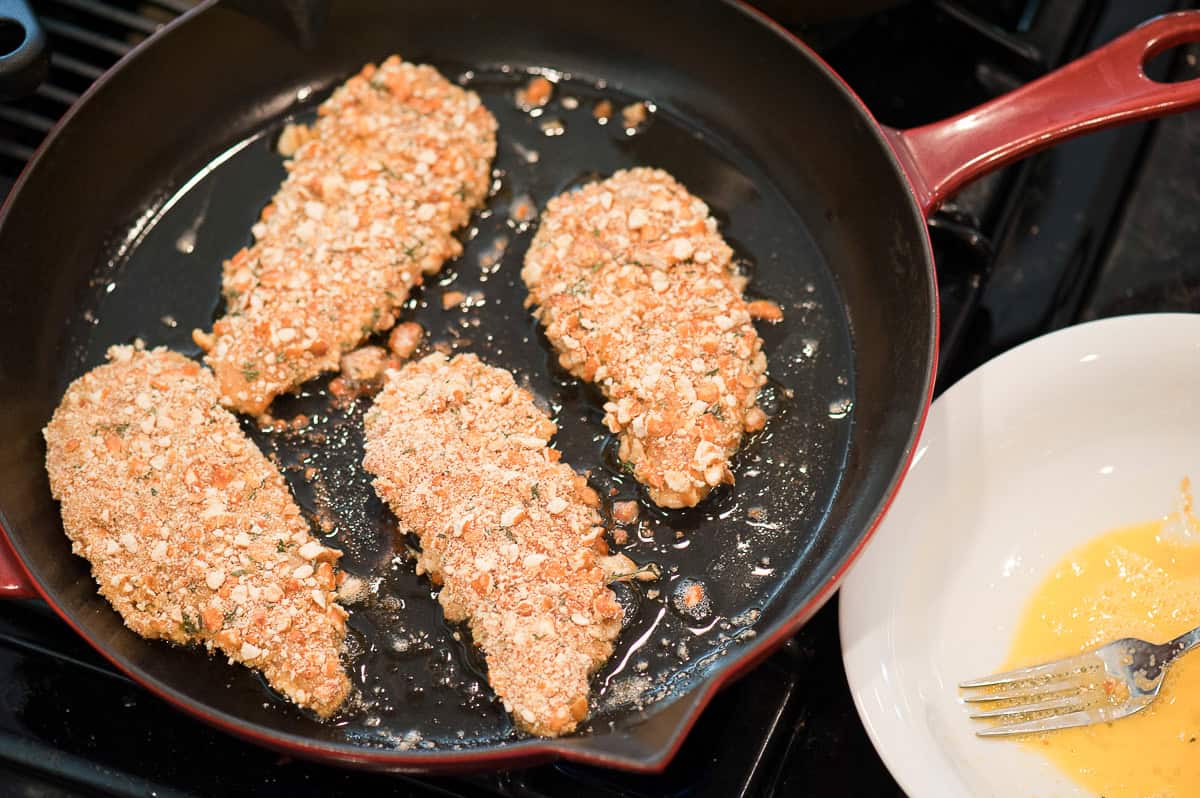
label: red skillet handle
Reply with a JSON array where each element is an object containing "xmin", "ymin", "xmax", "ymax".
[
  {"xmin": 0, "ymin": 522, "xmax": 36, "ymax": 599},
  {"xmin": 883, "ymin": 11, "xmax": 1200, "ymax": 215}
]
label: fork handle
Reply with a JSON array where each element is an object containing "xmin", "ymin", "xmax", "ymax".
[{"xmin": 1167, "ymin": 624, "xmax": 1200, "ymax": 659}]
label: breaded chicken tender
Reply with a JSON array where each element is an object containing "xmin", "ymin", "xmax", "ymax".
[
  {"xmin": 195, "ymin": 55, "xmax": 497, "ymax": 416},
  {"xmin": 362, "ymin": 353, "xmax": 634, "ymax": 736},
  {"xmin": 522, "ymin": 168, "xmax": 769, "ymax": 508},
  {"xmin": 43, "ymin": 346, "xmax": 350, "ymax": 717}
]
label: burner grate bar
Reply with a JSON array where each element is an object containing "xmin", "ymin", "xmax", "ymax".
[
  {"xmin": 50, "ymin": 52, "xmax": 106, "ymax": 81},
  {"xmin": 42, "ymin": 17, "xmax": 134, "ymax": 58},
  {"xmin": 935, "ymin": 0, "xmax": 1044, "ymax": 67},
  {"xmin": 0, "ymin": 630, "xmax": 131, "ymax": 683},
  {"xmin": 0, "ymin": 138, "xmax": 33, "ymax": 162},
  {"xmin": 51, "ymin": 0, "xmax": 163, "ymax": 35},
  {"xmin": 0, "ymin": 105, "xmax": 56, "ymax": 134},
  {"xmin": 35, "ymin": 83, "xmax": 80, "ymax": 106},
  {"xmin": 0, "ymin": 730, "xmax": 194, "ymax": 798},
  {"xmin": 147, "ymin": 0, "xmax": 198, "ymax": 15}
]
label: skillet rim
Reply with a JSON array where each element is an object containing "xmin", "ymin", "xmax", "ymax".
[{"xmin": 0, "ymin": 0, "xmax": 938, "ymax": 773}]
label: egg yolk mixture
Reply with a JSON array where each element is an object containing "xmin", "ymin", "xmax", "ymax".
[{"xmin": 1004, "ymin": 483, "xmax": 1200, "ymax": 798}]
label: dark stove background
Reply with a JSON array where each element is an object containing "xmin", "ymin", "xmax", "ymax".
[{"xmin": 2, "ymin": 1, "xmax": 1198, "ymax": 795}]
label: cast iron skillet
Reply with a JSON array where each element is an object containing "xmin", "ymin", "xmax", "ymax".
[{"xmin": 1, "ymin": 0, "xmax": 1199, "ymax": 774}]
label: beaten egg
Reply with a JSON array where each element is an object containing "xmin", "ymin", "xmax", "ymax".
[{"xmin": 1003, "ymin": 480, "xmax": 1200, "ymax": 797}]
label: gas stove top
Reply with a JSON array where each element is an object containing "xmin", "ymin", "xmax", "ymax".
[{"xmin": 2, "ymin": 1, "xmax": 1198, "ymax": 795}]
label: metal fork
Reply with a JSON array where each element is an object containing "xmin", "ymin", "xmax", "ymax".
[{"xmin": 959, "ymin": 624, "xmax": 1200, "ymax": 736}]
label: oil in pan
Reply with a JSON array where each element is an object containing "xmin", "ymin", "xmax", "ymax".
[{"xmin": 60, "ymin": 64, "xmax": 855, "ymax": 749}]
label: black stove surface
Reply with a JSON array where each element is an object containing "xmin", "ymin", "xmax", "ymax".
[{"xmin": 3, "ymin": 1, "xmax": 1199, "ymax": 796}]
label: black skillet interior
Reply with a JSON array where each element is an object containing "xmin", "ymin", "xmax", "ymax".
[{"xmin": 0, "ymin": 0, "xmax": 933, "ymax": 769}]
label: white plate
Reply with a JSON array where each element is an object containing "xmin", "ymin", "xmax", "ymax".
[{"xmin": 839, "ymin": 313, "xmax": 1200, "ymax": 798}]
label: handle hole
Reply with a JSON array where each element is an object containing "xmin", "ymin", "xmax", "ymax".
[
  {"xmin": 0, "ymin": 18, "xmax": 26, "ymax": 58},
  {"xmin": 1143, "ymin": 41, "xmax": 1200, "ymax": 84}
]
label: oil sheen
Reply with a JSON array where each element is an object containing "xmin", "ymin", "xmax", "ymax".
[{"xmin": 1005, "ymin": 489, "xmax": 1200, "ymax": 797}]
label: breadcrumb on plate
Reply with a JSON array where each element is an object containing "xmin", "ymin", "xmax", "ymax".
[
  {"xmin": 522, "ymin": 168, "xmax": 769, "ymax": 508},
  {"xmin": 43, "ymin": 346, "xmax": 350, "ymax": 718},
  {"xmin": 362, "ymin": 353, "xmax": 635, "ymax": 736},
  {"xmin": 195, "ymin": 55, "xmax": 497, "ymax": 417}
]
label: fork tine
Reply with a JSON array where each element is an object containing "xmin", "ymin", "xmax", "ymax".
[
  {"xmin": 960, "ymin": 674, "xmax": 1091, "ymax": 703},
  {"xmin": 975, "ymin": 710, "xmax": 1096, "ymax": 737},
  {"xmin": 968, "ymin": 694, "xmax": 1087, "ymax": 720},
  {"xmin": 958, "ymin": 653, "xmax": 1101, "ymax": 688}
]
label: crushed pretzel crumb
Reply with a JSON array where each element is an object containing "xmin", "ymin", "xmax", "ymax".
[
  {"xmin": 747, "ymin": 299, "xmax": 784, "ymax": 323},
  {"xmin": 339, "ymin": 345, "xmax": 389, "ymax": 384},
  {"xmin": 516, "ymin": 76, "xmax": 554, "ymax": 109},
  {"xmin": 43, "ymin": 347, "xmax": 350, "ymax": 718},
  {"xmin": 386, "ymin": 321, "xmax": 424, "ymax": 360},
  {"xmin": 363, "ymin": 353, "xmax": 637, "ymax": 736},
  {"xmin": 621, "ymin": 102, "xmax": 648, "ymax": 130},
  {"xmin": 612, "ymin": 500, "xmax": 639, "ymax": 525},
  {"xmin": 522, "ymin": 168, "xmax": 769, "ymax": 508},
  {"xmin": 276, "ymin": 122, "xmax": 312, "ymax": 158},
  {"xmin": 197, "ymin": 55, "xmax": 497, "ymax": 417}
]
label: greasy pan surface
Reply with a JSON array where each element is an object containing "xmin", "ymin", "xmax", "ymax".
[{"xmin": 0, "ymin": 0, "xmax": 934, "ymax": 771}]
